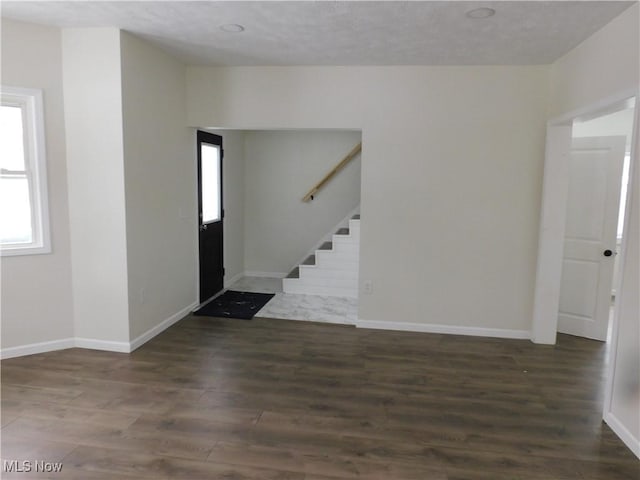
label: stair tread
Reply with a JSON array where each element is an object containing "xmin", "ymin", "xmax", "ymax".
[
  {"xmin": 286, "ymin": 267, "xmax": 300, "ymax": 278},
  {"xmin": 335, "ymin": 227, "xmax": 349, "ymax": 235},
  {"xmin": 319, "ymin": 241, "xmax": 333, "ymax": 250},
  {"xmin": 302, "ymin": 255, "xmax": 316, "ymax": 265},
  {"xmin": 352, "ymin": 214, "xmax": 360, "ymax": 220}
]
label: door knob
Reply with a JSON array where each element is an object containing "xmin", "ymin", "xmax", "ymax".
[
  {"xmin": 603, "ymin": 249, "xmax": 613, "ymax": 257},
  {"xmin": 200, "ymin": 224, "xmax": 208, "ymax": 232}
]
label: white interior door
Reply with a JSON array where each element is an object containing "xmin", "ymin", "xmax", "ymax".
[{"xmin": 558, "ymin": 136, "xmax": 626, "ymax": 341}]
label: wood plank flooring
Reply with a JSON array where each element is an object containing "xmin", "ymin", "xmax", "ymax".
[{"xmin": 1, "ymin": 315, "xmax": 638, "ymax": 479}]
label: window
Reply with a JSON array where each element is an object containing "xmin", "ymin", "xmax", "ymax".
[
  {"xmin": 201, "ymin": 143, "xmax": 221, "ymax": 223},
  {"xmin": 0, "ymin": 87, "xmax": 50, "ymax": 256}
]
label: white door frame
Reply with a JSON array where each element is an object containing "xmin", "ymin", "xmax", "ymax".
[
  {"xmin": 532, "ymin": 89, "xmax": 639, "ymax": 456},
  {"xmin": 532, "ymin": 88, "xmax": 638, "ymax": 345}
]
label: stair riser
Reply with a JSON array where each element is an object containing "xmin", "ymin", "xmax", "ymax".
[
  {"xmin": 282, "ymin": 282, "xmax": 358, "ymax": 298},
  {"xmin": 297, "ymin": 268, "xmax": 359, "ymax": 280},
  {"xmin": 283, "ymin": 278, "xmax": 358, "ymax": 290},
  {"xmin": 331, "ymin": 237, "xmax": 359, "ymax": 248},
  {"xmin": 315, "ymin": 251, "xmax": 359, "ymax": 265},
  {"xmin": 304, "ymin": 264, "xmax": 358, "ymax": 275},
  {"xmin": 322, "ymin": 244, "xmax": 359, "ymax": 256}
]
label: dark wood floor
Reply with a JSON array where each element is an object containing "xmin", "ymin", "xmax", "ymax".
[{"xmin": 1, "ymin": 315, "xmax": 638, "ymax": 479}]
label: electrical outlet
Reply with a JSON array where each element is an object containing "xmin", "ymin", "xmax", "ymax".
[{"xmin": 363, "ymin": 280, "xmax": 373, "ymax": 294}]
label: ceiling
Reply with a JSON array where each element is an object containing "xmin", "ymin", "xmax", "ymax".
[{"xmin": 1, "ymin": 1, "xmax": 635, "ymax": 66}]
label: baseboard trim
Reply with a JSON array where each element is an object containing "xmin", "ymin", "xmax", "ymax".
[
  {"xmin": 129, "ymin": 301, "xmax": 198, "ymax": 352},
  {"xmin": 244, "ymin": 271, "xmax": 287, "ymax": 278},
  {"xmin": 356, "ymin": 319, "xmax": 531, "ymax": 340},
  {"xmin": 224, "ymin": 271, "xmax": 244, "ymax": 288},
  {"xmin": 74, "ymin": 337, "xmax": 130, "ymax": 353},
  {"xmin": 1, "ymin": 302, "xmax": 198, "ymax": 359},
  {"xmin": 0, "ymin": 338, "xmax": 75, "ymax": 360},
  {"xmin": 604, "ymin": 411, "xmax": 640, "ymax": 459}
]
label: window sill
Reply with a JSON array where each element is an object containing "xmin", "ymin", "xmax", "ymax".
[{"xmin": 1, "ymin": 244, "xmax": 51, "ymax": 257}]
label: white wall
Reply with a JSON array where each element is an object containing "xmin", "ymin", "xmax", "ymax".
[
  {"xmin": 243, "ymin": 130, "xmax": 361, "ymax": 275},
  {"xmin": 208, "ymin": 130, "xmax": 246, "ymax": 286},
  {"xmin": 62, "ymin": 28, "xmax": 130, "ymax": 344},
  {"xmin": 187, "ymin": 65, "xmax": 549, "ymax": 333},
  {"xmin": 3, "ymin": 25, "xmax": 199, "ymax": 352},
  {"xmin": 0, "ymin": 19, "xmax": 74, "ymax": 350},
  {"xmin": 549, "ymin": 4, "xmax": 639, "ymax": 457},
  {"xmin": 120, "ymin": 32, "xmax": 196, "ymax": 340}
]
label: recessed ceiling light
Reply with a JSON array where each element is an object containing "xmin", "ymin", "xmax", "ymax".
[
  {"xmin": 466, "ymin": 7, "xmax": 496, "ymax": 19},
  {"xmin": 220, "ymin": 24, "xmax": 245, "ymax": 33}
]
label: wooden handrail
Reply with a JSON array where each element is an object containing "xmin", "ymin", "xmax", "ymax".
[{"xmin": 302, "ymin": 142, "xmax": 362, "ymax": 202}]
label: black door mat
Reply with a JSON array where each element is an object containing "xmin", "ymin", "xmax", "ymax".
[{"xmin": 193, "ymin": 290, "xmax": 275, "ymax": 320}]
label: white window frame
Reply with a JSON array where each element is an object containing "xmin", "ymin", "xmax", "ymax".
[{"xmin": 1, "ymin": 86, "xmax": 51, "ymax": 256}]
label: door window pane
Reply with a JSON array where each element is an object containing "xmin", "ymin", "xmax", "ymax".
[{"xmin": 201, "ymin": 144, "xmax": 221, "ymax": 223}]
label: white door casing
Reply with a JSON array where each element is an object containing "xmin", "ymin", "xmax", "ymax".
[{"xmin": 557, "ymin": 136, "xmax": 626, "ymax": 341}]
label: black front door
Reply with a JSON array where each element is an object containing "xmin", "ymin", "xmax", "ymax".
[{"xmin": 197, "ymin": 131, "xmax": 224, "ymax": 303}]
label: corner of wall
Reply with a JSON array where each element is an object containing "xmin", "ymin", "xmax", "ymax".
[
  {"xmin": 62, "ymin": 27, "xmax": 130, "ymax": 345},
  {"xmin": 549, "ymin": 3, "xmax": 639, "ymax": 118}
]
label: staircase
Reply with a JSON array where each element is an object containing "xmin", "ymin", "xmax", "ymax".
[{"xmin": 283, "ymin": 215, "xmax": 360, "ymax": 298}]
